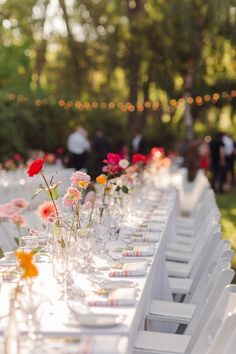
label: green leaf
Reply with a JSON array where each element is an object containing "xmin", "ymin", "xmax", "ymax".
[
  {"xmin": 49, "ymin": 187, "xmax": 59, "ymax": 200},
  {"xmin": 122, "ymin": 186, "xmax": 129, "ymax": 194}
]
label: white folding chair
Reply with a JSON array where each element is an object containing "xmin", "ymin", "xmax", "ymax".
[
  {"xmin": 166, "ymin": 230, "xmax": 221, "ymax": 278},
  {"xmin": 176, "ymin": 189, "xmax": 219, "ymax": 239},
  {"xmin": 190, "ymin": 285, "xmax": 236, "ymax": 354},
  {"xmin": 146, "ymin": 259, "xmax": 233, "ymax": 327},
  {"xmin": 0, "ymin": 223, "xmax": 18, "ymax": 252},
  {"xmin": 133, "ymin": 268, "xmax": 235, "ymax": 354},
  {"xmin": 166, "ymin": 214, "xmax": 220, "ymax": 262},
  {"xmin": 168, "ymin": 239, "xmax": 232, "ymax": 297},
  {"xmin": 206, "ymin": 313, "xmax": 236, "ymax": 354},
  {"xmin": 178, "ymin": 172, "xmax": 210, "ymax": 217}
]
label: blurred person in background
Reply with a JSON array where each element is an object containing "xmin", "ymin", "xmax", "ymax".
[
  {"xmin": 223, "ymin": 133, "xmax": 235, "ymax": 188},
  {"xmin": 67, "ymin": 126, "xmax": 91, "ymax": 171},
  {"xmin": 210, "ymin": 132, "xmax": 225, "ymax": 193},
  {"xmin": 131, "ymin": 129, "xmax": 146, "ymax": 154},
  {"xmin": 199, "ymin": 137, "xmax": 210, "ymax": 174},
  {"xmin": 92, "ymin": 129, "xmax": 110, "ymax": 172}
]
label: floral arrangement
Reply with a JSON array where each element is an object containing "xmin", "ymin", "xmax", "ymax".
[{"xmin": 0, "ymin": 198, "xmax": 28, "ymax": 237}]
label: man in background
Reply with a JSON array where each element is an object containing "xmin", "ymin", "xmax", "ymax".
[
  {"xmin": 67, "ymin": 126, "xmax": 91, "ymax": 171},
  {"xmin": 210, "ymin": 132, "xmax": 225, "ymax": 193},
  {"xmin": 223, "ymin": 133, "xmax": 235, "ymax": 188}
]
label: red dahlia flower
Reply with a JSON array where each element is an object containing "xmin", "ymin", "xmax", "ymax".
[
  {"xmin": 27, "ymin": 158, "xmax": 44, "ymax": 177},
  {"xmin": 131, "ymin": 153, "xmax": 147, "ymax": 164},
  {"xmin": 103, "ymin": 153, "xmax": 121, "ymax": 166}
]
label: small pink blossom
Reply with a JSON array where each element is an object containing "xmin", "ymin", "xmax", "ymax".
[
  {"xmin": 62, "ymin": 187, "xmax": 81, "ymax": 207},
  {"xmin": 10, "ymin": 214, "xmax": 27, "ymax": 227},
  {"xmin": 70, "ymin": 171, "xmax": 91, "ymax": 189},
  {"xmin": 67, "ymin": 187, "xmax": 82, "ymax": 200},
  {"xmin": 38, "ymin": 201, "xmax": 56, "ymax": 221},
  {"xmin": 29, "ymin": 228, "xmax": 39, "ymax": 236},
  {"xmin": 0, "ymin": 203, "xmax": 22, "ymax": 218},
  {"xmin": 47, "ymin": 212, "xmax": 57, "ymax": 223},
  {"xmin": 63, "ymin": 193, "xmax": 78, "ymax": 208},
  {"xmin": 102, "ymin": 165, "xmax": 122, "ymax": 174},
  {"xmin": 11, "ymin": 198, "xmax": 29, "ymax": 210}
]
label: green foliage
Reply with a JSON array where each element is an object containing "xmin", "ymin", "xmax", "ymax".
[
  {"xmin": 0, "ymin": 0, "xmax": 236, "ymax": 160},
  {"xmin": 216, "ymin": 188, "xmax": 236, "ymax": 271}
]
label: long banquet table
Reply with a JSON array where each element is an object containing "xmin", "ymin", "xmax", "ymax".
[{"xmin": 0, "ymin": 186, "xmax": 179, "ymax": 354}]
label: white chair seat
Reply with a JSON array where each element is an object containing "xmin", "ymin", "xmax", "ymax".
[
  {"xmin": 176, "ymin": 216, "xmax": 194, "ymax": 228},
  {"xmin": 167, "ymin": 242, "xmax": 192, "ymax": 253},
  {"xmin": 166, "ymin": 261, "xmax": 191, "ymax": 278},
  {"xmin": 176, "ymin": 227, "xmax": 194, "ymax": 237},
  {"xmin": 165, "ymin": 249, "xmax": 191, "ymax": 263},
  {"xmin": 134, "ymin": 331, "xmax": 190, "ymax": 353},
  {"xmin": 169, "ymin": 277, "xmax": 193, "ymax": 294},
  {"xmin": 176, "ymin": 235, "xmax": 194, "ymax": 245},
  {"xmin": 148, "ymin": 300, "xmax": 195, "ymax": 324}
]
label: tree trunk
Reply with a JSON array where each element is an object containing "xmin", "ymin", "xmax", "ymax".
[
  {"xmin": 141, "ymin": 76, "xmax": 151, "ymax": 130},
  {"xmin": 183, "ymin": 60, "xmax": 195, "ymax": 139},
  {"xmin": 128, "ymin": 53, "xmax": 139, "ymax": 131},
  {"xmin": 35, "ymin": 39, "xmax": 48, "ymax": 89},
  {"xmin": 59, "ymin": 0, "xmax": 80, "ymax": 79},
  {"xmin": 183, "ymin": 0, "xmax": 206, "ymax": 139},
  {"xmin": 34, "ymin": 0, "xmax": 50, "ymax": 89},
  {"xmin": 126, "ymin": 0, "xmax": 144, "ymax": 133}
]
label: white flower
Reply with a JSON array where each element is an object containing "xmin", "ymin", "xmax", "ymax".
[{"xmin": 119, "ymin": 159, "xmax": 129, "ymax": 169}]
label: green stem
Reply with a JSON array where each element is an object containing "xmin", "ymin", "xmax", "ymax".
[
  {"xmin": 88, "ymin": 192, "xmax": 96, "ymax": 228},
  {"xmin": 41, "ymin": 172, "xmax": 60, "ymax": 224},
  {"xmin": 100, "ymin": 179, "xmax": 109, "ymax": 218}
]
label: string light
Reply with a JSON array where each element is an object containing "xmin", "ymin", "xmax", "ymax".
[{"xmin": 4, "ymin": 90, "xmax": 236, "ymax": 112}]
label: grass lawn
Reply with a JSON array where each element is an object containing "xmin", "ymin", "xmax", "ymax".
[{"xmin": 216, "ymin": 188, "xmax": 236, "ymax": 272}]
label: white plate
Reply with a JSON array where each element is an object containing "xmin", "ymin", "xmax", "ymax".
[
  {"xmin": 102, "ymin": 280, "xmax": 137, "ymax": 289},
  {"xmin": 78, "ymin": 313, "xmax": 124, "ymax": 328}
]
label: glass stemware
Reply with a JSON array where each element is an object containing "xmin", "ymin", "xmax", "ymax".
[
  {"xmin": 92, "ymin": 209, "xmax": 110, "ymax": 254},
  {"xmin": 19, "ymin": 236, "xmax": 39, "ymax": 253},
  {"xmin": 17, "ymin": 282, "xmax": 42, "ymax": 350},
  {"xmin": 76, "ymin": 228, "xmax": 95, "ymax": 273}
]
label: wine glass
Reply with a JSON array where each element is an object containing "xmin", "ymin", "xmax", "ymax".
[
  {"xmin": 76, "ymin": 228, "xmax": 95, "ymax": 273},
  {"xmin": 92, "ymin": 209, "xmax": 110, "ymax": 254},
  {"xmin": 17, "ymin": 283, "xmax": 42, "ymax": 350}
]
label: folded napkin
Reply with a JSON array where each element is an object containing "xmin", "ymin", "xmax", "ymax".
[
  {"xmin": 122, "ymin": 245, "xmax": 154, "ymax": 257},
  {"xmin": 139, "ymin": 222, "xmax": 164, "ymax": 233},
  {"xmin": 153, "ymin": 209, "xmax": 169, "ymax": 216},
  {"xmin": 88, "ymin": 288, "xmax": 137, "ymax": 306},
  {"xmin": 109, "ymin": 262, "xmax": 146, "ymax": 277},
  {"xmin": 132, "ymin": 232, "xmax": 160, "ymax": 243}
]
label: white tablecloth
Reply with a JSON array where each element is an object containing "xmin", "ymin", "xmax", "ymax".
[{"xmin": 0, "ymin": 187, "xmax": 178, "ymax": 354}]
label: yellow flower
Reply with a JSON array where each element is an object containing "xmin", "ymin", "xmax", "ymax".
[
  {"xmin": 16, "ymin": 250, "xmax": 39, "ymax": 278},
  {"xmin": 96, "ymin": 174, "xmax": 107, "ymax": 185},
  {"xmin": 78, "ymin": 181, "xmax": 89, "ymax": 189}
]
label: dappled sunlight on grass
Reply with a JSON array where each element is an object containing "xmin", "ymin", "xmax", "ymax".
[{"xmin": 216, "ymin": 189, "xmax": 236, "ymax": 269}]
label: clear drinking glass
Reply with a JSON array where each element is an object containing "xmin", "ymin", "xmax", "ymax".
[{"xmin": 19, "ymin": 236, "xmax": 39, "ymax": 252}]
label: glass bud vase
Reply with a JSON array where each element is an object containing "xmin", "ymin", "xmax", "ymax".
[{"xmin": 4, "ymin": 296, "xmax": 20, "ymax": 354}]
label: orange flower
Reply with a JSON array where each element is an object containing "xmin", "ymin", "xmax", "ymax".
[
  {"xmin": 96, "ymin": 174, "xmax": 107, "ymax": 185},
  {"xmin": 38, "ymin": 201, "xmax": 56, "ymax": 221},
  {"xmin": 16, "ymin": 251, "xmax": 38, "ymax": 278}
]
